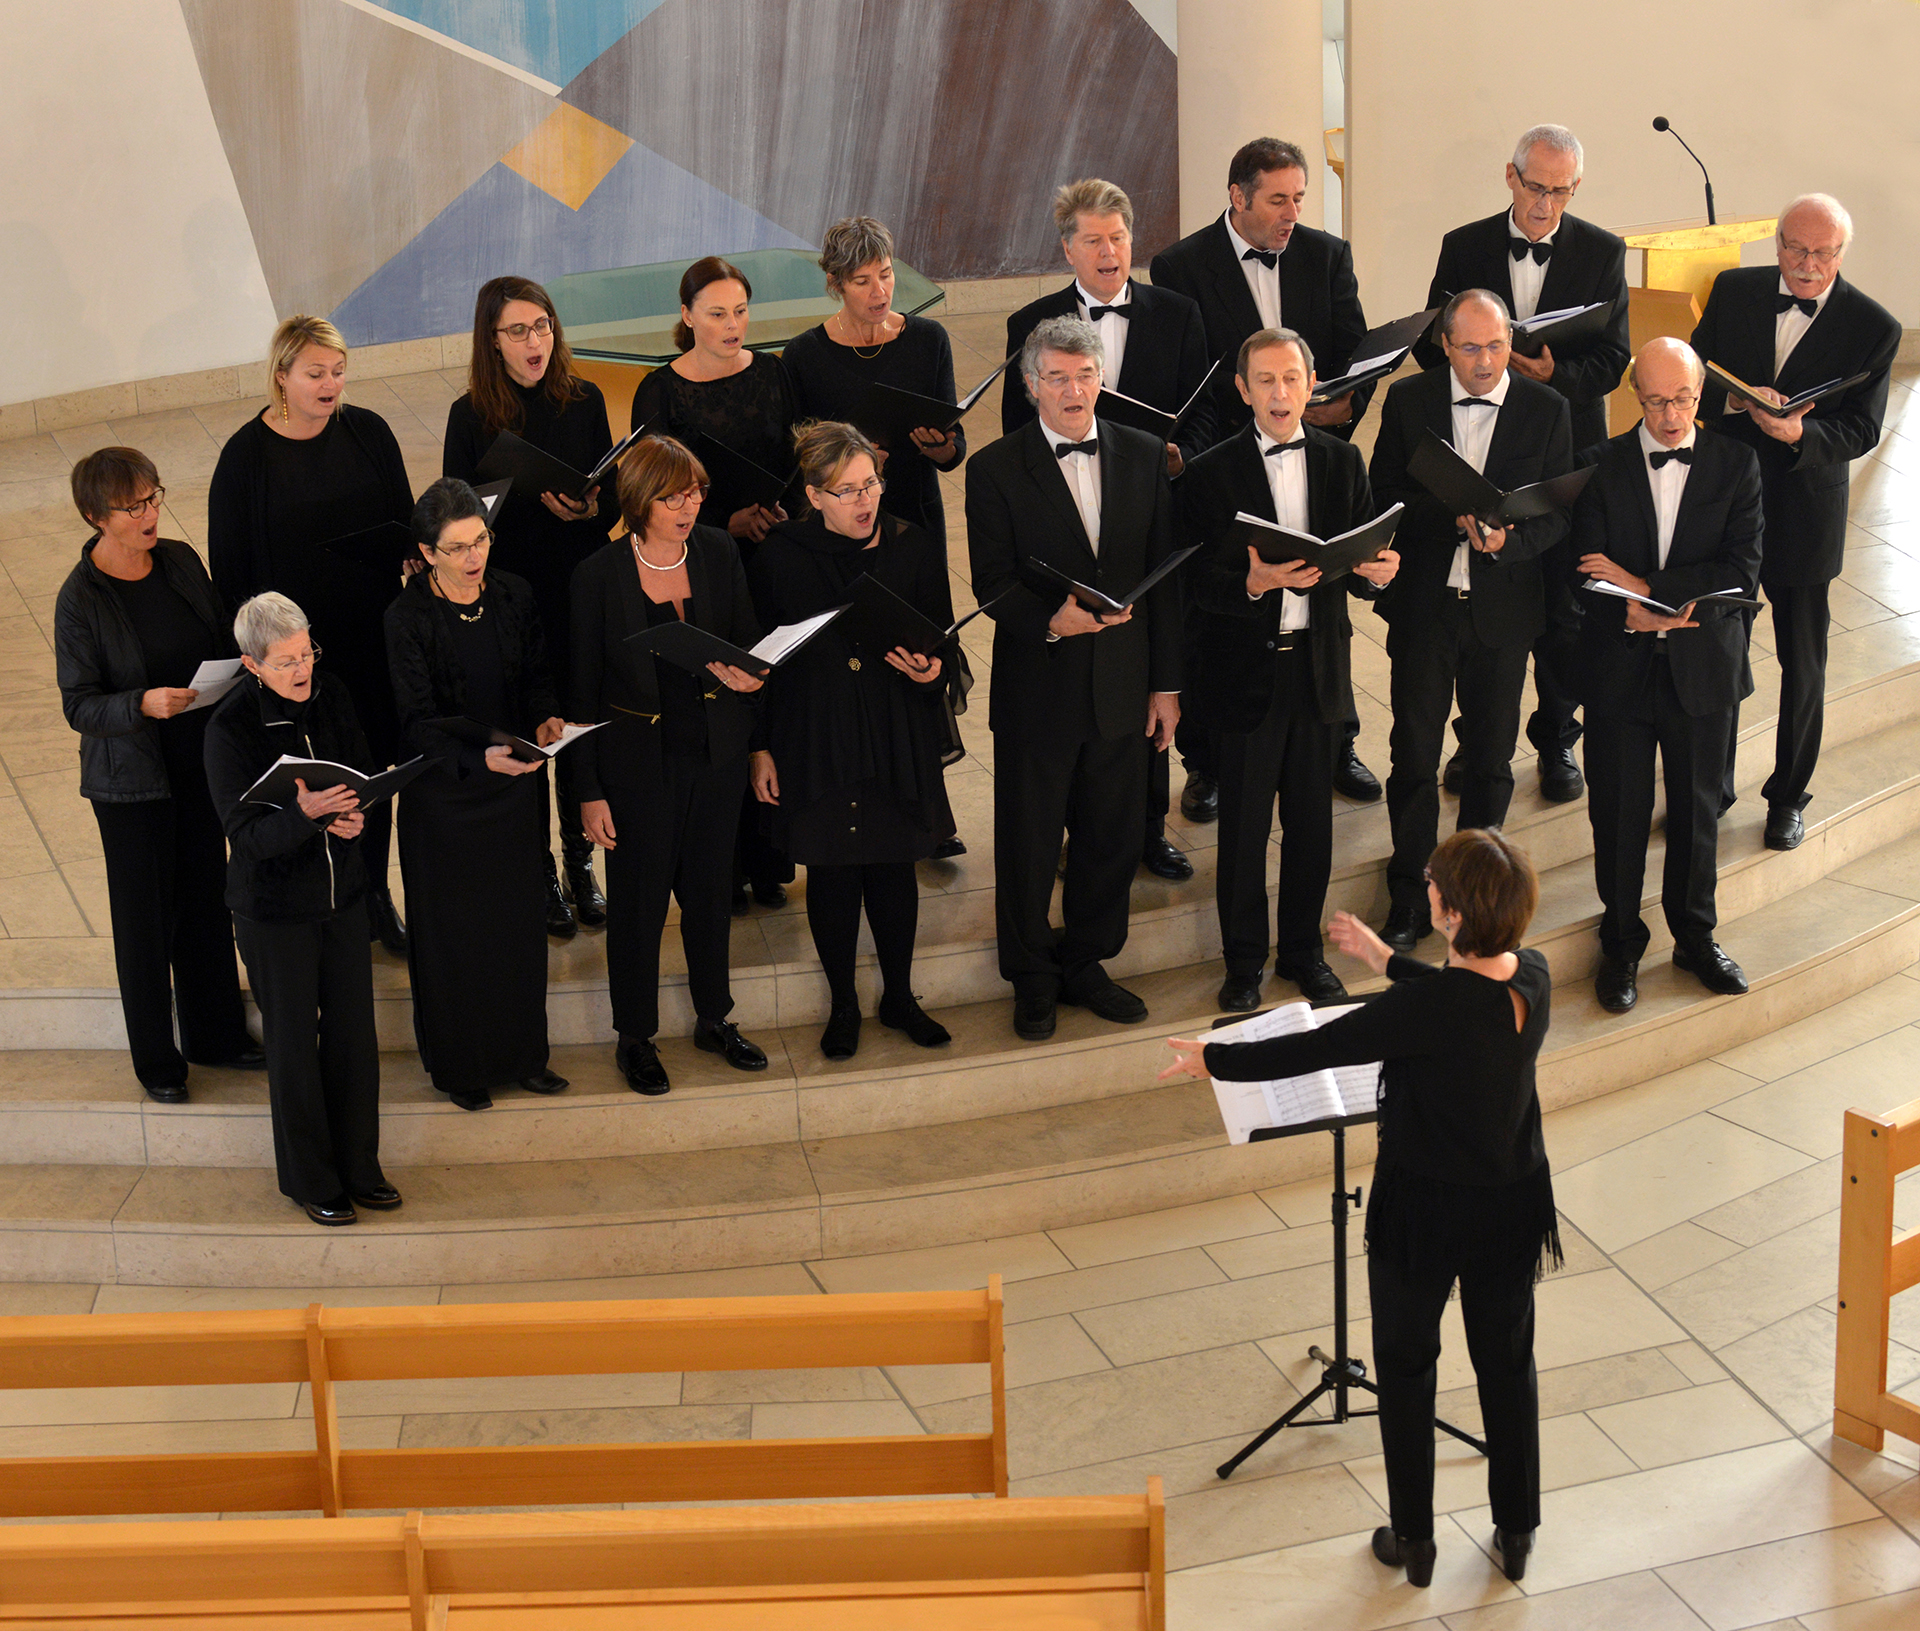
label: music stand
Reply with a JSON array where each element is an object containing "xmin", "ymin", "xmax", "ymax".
[{"xmin": 1212, "ymin": 1017, "xmax": 1488, "ymax": 1481}]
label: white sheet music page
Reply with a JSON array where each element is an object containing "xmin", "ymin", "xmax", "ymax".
[{"xmin": 1206, "ymin": 1000, "xmax": 1381, "ymax": 1143}]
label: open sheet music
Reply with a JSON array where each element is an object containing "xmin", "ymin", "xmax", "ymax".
[{"xmin": 1207, "ymin": 1001, "xmax": 1380, "ymax": 1144}]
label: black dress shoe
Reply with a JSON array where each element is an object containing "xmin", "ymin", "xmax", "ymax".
[
  {"xmin": 878, "ymin": 992, "xmax": 951, "ymax": 1047},
  {"xmin": 302, "ymin": 1195, "xmax": 357, "ymax": 1227},
  {"xmin": 1060, "ymin": 978, "xmax": 1148, "ymax": 1024},
  {"xmin": 448, "ymin": 1088, "xmax": 493, "ymax": 1111},
  {"xmin": 617, "ymin": 1036, "xmax": 670, "ymax": 1095},
  {"xmin": 820, "ymin": 1001, "xmax": 862, "ymax": 1060},
  {"xmin": 1180, "ymin": 771, "xmax": 1219, "ymax": 823},
  {"xmin": 520, "ymin": 1068, "xmax": 569, "ymax": 1095},
  {"xmin": 694, "ymin": 1017, "xmax": 768, "ymax": 1070},
  {"xmin": 368, "ymin": 888, "xmax": 408, "ymax": 955},
  {"xmin": 350, "ymin": 1183, "xmax": 402, "ymax": 1211},
  {"xmin": 930, "ymin": 835, "xmax": 967, "ymax": 860},
  {"xmin": 1013, "ymin": 991, "xmax": 1057, "ymax": 1040},
  {"xmin": 1218, "ymin": 972, "xmax": 1263, "ymax": 1012},
  {"xmin": 1595, "ymin": 955, "xmax": 1639, "ymax": 1014},
  {"xmin": 564, "ymin": 856, "xmax": 607, "ymax": 929},
  {"xmin": 1673, "ymin": 939, "xmax": 1749, "ymax": 995},
  {"xmin": 1332, "ymin": 744, "xmax": 1382, "ymax": 802},
  {"xmin": 1538, "ymin": 744, "xmax": 1585, "ymax": 803},
  {"xmin": 543, "ymin": 855, "xmax": 577, "ymax": 940},
  {"xmin": 1275, "ymin": 960, "xmax": 1348, "ymax": 1002},
  {"xmin": 1764, "ymin": 805, "xmax": 1805, "ymax": 850},
  {"xmin": 1370, "ymin": 1526, "xmax": 1436, "ymax": 1588},
  {"xmin": 144, "ymin": 1082, "xmax": 188, "ymax": 1104},
  {"xmin": 1380, "ymin": 900, "xmax": 1431, "ymax": 953},
  {"xmin": 206, "ymin": 1045, "xmax": 267, "ymax": 1070},
  {"xmin": 1442, "ymin": 750, "xmax": 1465, "ymax": 795},
  {"xmin": 752, "ymin": 880, "xmax": 788, "ymax": 908},
  {"xmin": 1140, "ymin": 837, "xmax": 1194, "ymax": 881},
  {"xmin": 1492, "ymin": 1525, "xmax": 1533, "ymax": 1582}
]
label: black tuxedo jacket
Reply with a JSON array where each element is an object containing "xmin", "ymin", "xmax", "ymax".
[
  {"xmin": 1181, "ymin": 424, "xmax": 1380, "ymax": 732},
  {"xmin": 965, "ymin": 417, "xmax": 1182, "ymax": 749},
  {"xmin": 1689, "ymin": 267, "xmax": 1900, "ymax": 587},
  {"xmin": 1570, "ymin": 428, "xmax": 1764, "ymax": 718},
  {"xmin": 1368, "ymin": 366, "xmax": 1573, "ymax": 648},
  {"xmin": 1002, "ymin": 280, "xmax": 1215, "ymax": 459},
  {"xmin": 1411, "ymin": 210, "xmax": 1630, "ymax": 450},
  {"xmin": 569, "ymin": 523, "xmax": 762, "ymax": 800},
  {"xmin": 1150, "ymin": 217, "xmax": 1371, "ymax": 440}
]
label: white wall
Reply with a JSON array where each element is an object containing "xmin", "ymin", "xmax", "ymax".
[
  {"xmin": 1347, "ymin": 0, "xmax": 1920, "ymax": 329},
  {"xmin": 0, "ymin": 0, "xmax": 277, "ymax": 406}
]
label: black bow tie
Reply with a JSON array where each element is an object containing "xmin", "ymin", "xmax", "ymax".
[
  {"xmin": 1453, "ymin": 396, "xmax": 1498, "ymax": 410},
  {"xmin": 1055, "ymin": 440, "xmax": 1098, "ymax": 459},
  {"xmin": 1265, "ymin": 439, "xmax": 1305, "ymax": 457},
  {"xmin": 1650, "ymin": 446, "xmax": 1694, "ymax": 469},
  {"xmin": 1511, "ymin": 239, "xmax": 1553, "ymax": 264},
  {"xmin": 1242, "ymin": 247, "xmax": 1278, "ymax": 270},
  {"xmin": 1775, "ymin": 292, "xmax": 1819, "ymax": 318},
  {"xmin": 1084, "ymin": 303, "xmax": 1130, "ymax": 321}
]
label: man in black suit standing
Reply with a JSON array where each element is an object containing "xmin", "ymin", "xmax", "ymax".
[
  {"xmin": 1575, "ymin": 339, "xmax": 1764, "ymax": 1012},
  {"xmin": 1151, "ymin": 135, "xmax": 1379, "ymax": 812},
  {"xmin": 1370, "ymin": 290, "xmax": 1573, "ymax": 950},
  {"xmin": 1183, "ymin": 328, "xmax": 1400, "ymax": 1012},
  {"xmin": 1416, "ymin": 124, "xmax": 1631, "ymax": 806},
  {"xmin": 1689, "ymin": 193, "xmax": 1901, "ymax": 852},
  {"xmin": 966, "ymin": 316, "xmax": 1183, "ymax": 1041},
  {"xmin": 1004, "ymin": 178, "xmax": 1213, "ymax": 884}
]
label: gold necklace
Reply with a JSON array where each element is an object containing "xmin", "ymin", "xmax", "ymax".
[
  {"xmin": 836, "ymin": 311, "xmax": 887, "ymax": 358},
  {"xmin": 632, "ymin": 535, "xmax": 689, "ymax": 572},
  {"xmin": 431, "ymin": 572, "xmax": 485, "ymax": 622}
]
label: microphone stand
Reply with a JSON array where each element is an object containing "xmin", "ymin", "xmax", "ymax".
[{"xmin": 1655, "ymin": 119, "xmax": 1717, "ymax": 226}]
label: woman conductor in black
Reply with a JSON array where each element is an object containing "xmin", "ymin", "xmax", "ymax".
[{"xmin": 1163, "ymin": 828, "xmax": 1554, "ymax": 1588}]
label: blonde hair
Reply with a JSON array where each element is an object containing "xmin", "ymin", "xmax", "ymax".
[
  {"xmin": 1052, "ymin": 178, "xmax": 1134, "ymax": 239},
  {"xmin": 792, "ymin": 420, "xmax": 880, "ymax": 496},
  {"xmin": 267, "ymin": 316, "xmax": 347, "ymax": 414}
]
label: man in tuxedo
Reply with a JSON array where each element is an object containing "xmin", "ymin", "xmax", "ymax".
[
  {"xmin": 1416, "ymin": 125, "xmax": 1630, "ymax": 806},
  {"xmin": 966, "ymin": 316, "xmax": 1183, "ymax": 1041},
  {"xmin": 1151, "ymin": 135, "xmax": 1379, "ymax": 813},
  {"xmin": 1182, "ymin": 328, "xmax": 1400, "ymax": 1012},
  {"xmin": 1369, "ymin": 290, "xmax": 1573, "ymax": 949},
  {"xmin": 1004, "ymin": 177, "xmax": 1213, "ymax": 884},
  {"xmin": 1574, "ymin": 339, "xmax": 1764, "ymax": 1012},
  {"xmin": 1689, "ymin": 193, "xmax": 1901, "ymax": 851}
]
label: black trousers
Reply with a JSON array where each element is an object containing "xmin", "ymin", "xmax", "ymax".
[
  {"xmin": 92, "ymin": 794, "xmax": 251, "ymax": 1089},
  {"xmin": 1214, "ymin": 649, "xmax": 1336, "ymax": 974},
  {"xmin": 1586, "ymin": 654, "xmax": 1728, "ymax": 962},
  {"xmin": 1385, "ymin": 597, "xmax": 1531, "ymax": 902},
  {"xmin": 993, "ymin": 727, "xmax": 1146, "ymax": 997},
  {"xmin": 234, "ymin": 900, "xmax": 384, "ymax": 1206},
  {"xmin": 1524, "ymin": 539, "xmax": 1584, "ymax": 754},
  {"xmin": 806, "ymin": 862, "xmax": 919, "ymax": 1006},
  {"xmin": 552, "ymin": 746, "xmax": 590, "ymax": 865},
  {"xmin": 1369, "ymin": 1240, "xmax": 1541, "ymax": 1544},
  {"xmin": 1758, "ymin": 580, "xmax": 1830, "ymax": 813},
  {"xmin": 603, "ymin": 753, "xmax": 744, "ymax": 1039},
  {"xmin": 1175, "ymin": 714, "xmax": 1362, "ymax": 806}
]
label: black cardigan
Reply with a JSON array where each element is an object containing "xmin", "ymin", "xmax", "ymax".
[{"xmin": 55, "ymin": 537, "xmax": 234, "ymax": 803}]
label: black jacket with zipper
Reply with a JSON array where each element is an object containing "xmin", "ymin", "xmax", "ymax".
[{"xmin": 203, "ymin": 672, "xmax": 370, "ymax": 923}]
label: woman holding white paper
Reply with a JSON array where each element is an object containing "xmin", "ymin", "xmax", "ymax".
[
  {"xmin": 55, "ymin": 446, "xmax": 261, "ymax": 1103},
  {"xmin": 1162, "ymin": 828, "xmax": 1554, "ymax": 1590}
]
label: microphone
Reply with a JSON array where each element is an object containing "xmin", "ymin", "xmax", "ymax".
[{"xmin": 1652, "ymin": 116, "xmax": 1716, "ymax": 226}]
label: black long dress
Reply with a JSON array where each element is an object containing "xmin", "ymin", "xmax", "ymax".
[
  {"xmin": 628, "ymin": 353, "xmax": 798, "ymax": 543},
  {"xmin": 781, "ymin": 316, "xmax": 966, "ymax": 543},
  {"xmin": 385, "ymin": 569, "xmax": 558, "ymax": 1096}
]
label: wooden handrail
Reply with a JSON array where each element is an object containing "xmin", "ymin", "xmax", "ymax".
[{"xmin": 1834, "ymin": 1100, "xmax": 1920, "ymax": 1451}]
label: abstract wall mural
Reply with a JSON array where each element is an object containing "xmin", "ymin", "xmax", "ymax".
[{"xmin": 176, "ymin": 0, "xmax": 1179, "ymax": 347}]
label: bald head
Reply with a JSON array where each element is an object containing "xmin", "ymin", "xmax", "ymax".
[
  {"xmin": 1777, "ymin": 193, "xmax": 1851, "ymax": 301},
  {"xmin": 1631, "ymin": 337, "xmax": 1703, "ymax": 447}
]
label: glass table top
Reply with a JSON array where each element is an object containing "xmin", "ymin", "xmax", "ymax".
[{"xmin": 548, "ymin": 249, "xmax": 946, "ymax": 366}]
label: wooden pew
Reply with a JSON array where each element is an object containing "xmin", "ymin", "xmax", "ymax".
[
  {"xmin": 1834, "ymin": 1099, "xmax": 1920, "ymax": 1451},
  {"xmin": 0, "ymin": 1283, "xmax": 1008, "ymax": 1519},
  {"xmin": 0, "ymin": 1485, "xmax": 1165, "ymax": 1630}
]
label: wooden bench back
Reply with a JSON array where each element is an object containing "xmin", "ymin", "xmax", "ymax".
[{"xmin": 0, "ymin": 1283, "xmax": 1008, "ymax": 1520}]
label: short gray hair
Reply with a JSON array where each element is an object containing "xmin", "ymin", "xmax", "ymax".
[
  {"xmin": 1512, "ymin": 123, "xmax": 1583, "ymax": 179},
  {"xmin": 1021, "ymin": 314, "xmax": 1104, "ymax": 392},
  {"xmin": 1441, "ymin": 288, "xmax": 1512, "ymax": 342},
  {"xmin": 234, "ymin": 591, "xmax": 310, "ymax": 661},
  {"xmin": 1779, "ymin": 192, "xmax": 1853, "ymax": 251},
  {"xmin": 818, "ymin": 216, "xmax": 895, "ymax": 292}
]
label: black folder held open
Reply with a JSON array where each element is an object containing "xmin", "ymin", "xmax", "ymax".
[
  {"xmin": 692, "ymin": 432, "xmax": 802, "ymax": 513},
  {"xmin": 1509, "ymin": 297, "xmax": 1616, "ymax": 359},
  {"xmin": 1704, "ymin": 362, "xmax": 1872, "ymax": 418},
  {"xmin": 240, "ymin": 754, "xmax": 431, "ymax": 810},
  {"xmin": 1308, "ymin": 308, "xmax": 1441, "ymax": 404},
  {"xmin": 424, "ymin": 716, "xmax": 606, "ymax": 762},
  {"xmin": 1406, "ymin": 432, "xmax": 1596, "ymax": 527},
  {"xmin": 475, "ymin": 421, "xmax": 650, "ymax": 502},
  {"xmin": 1021, "ymin": 545, "xmax": 1200, "ymax": 618},
  {"xmin": 839, "ymin": 575, "xmax": 1011, "ymax": 657},
  {"xmin": 628, "ymin": 607, "xmax": 846, "ymax": 678},
  {"xmin": 1228, "ymin": 504, "xmax": 1405, "ymax": 580},
  {"xmin": 849, "ymin": 355, "xmax": 1014, "ymax": 448},
  {"xmin": 1094, "ymin": 359, "xmax": 1221, "ymax": 440}
]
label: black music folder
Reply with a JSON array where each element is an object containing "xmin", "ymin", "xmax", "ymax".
[
  {"xmin": 424, "ymin": 716, "xmax": 605, "ymax": 762},
  {"xmin": 629, "ymin": 607, "xmax": 846, "ymax": 677},
  {"xmin": 839, "ymin": 576, "xmax": 1010, "ymax": 657},
  {"xmin": 1228, "ymin": 504, "xmax": 1405, "ymax": 580},
  {"xmin": 1407, "ymin": 432, "xmax": 1596, "ymax": 527},
  {"xmin": 318, "ymin": 520, "xmax": 413, "ymax": 572},
  {"xmin": 1583, "ymin": 581, "xmax": 1763, "ymax": 617},
  {"xmin": 1309, "ymin": 308, "xmax": 1440, "ymax": 404},
  {"xmin": 1705, "ymin": 362, "xmax": 1872, "ymax": 418},
  {"xmin": 851, "ymin": 355, "xmax": 1013, "ymax": 446},
  {"xmin": 475, "ymin": 421, "xmax": 649, "ymax": 501},
  {"xmin": 1094, "ymin": 359, "xmax": 1220, "ymax": 440},
  {"xmin": 692, "ymin": 432, "xmax": 802, "ymax": 513},
  {"xmin": 1022, "ymin": 545, "xmax": 1200, "ymax": 618},
  {"xmin": 471, "ymin": 476, "xmax": 512, "ymax": 518},
  {"xmin": 240, "ymin": 754, "xmax": 431, "ymax": 810},
  {"xmin": 1510, "ymin": 298, "xmax": 1616, "ymax": 359}
]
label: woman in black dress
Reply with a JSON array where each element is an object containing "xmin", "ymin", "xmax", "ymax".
[
  {"xmin": 748, "ymin": 423, "xmax": 955, "ymax": 1060},
  {"xmin": 385, "ymin": 478, "xmax": 571, "ymax": 1112},
  {"xmin": 571, "ymin": 437, "xmax": 771, "ymax": 1094},
  {"xmin": 1163, "ymin": 828, "xmax": 1554, "ymax": 1589},
  {"xmin": 54, "ymin": 447, "xmax": 261, "ymax": 1102},
  {"xmin": 207, "ymin": 316, "xmax": 414, "ymax": 955},
  {"xmin": 443, "ymin": 276, "xmax": 613, "ymax": 941},
  {"xmin": 628, "ymin": 256, "xmax": 800, "ymax": 907}
]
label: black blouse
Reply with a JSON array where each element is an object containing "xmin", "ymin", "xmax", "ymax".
[
  {"xmin": 107, "ymin": 570, "xmax": 215, "ymax": 689},
  {"xmin": 628, "ymin": 353, "xmax": 798, "ymax": 536}
]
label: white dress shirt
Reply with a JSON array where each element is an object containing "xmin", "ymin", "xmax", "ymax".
[
  {"xmin": 1075, "ymin": 279, "xmax": 1130, "ymax": 387},
  {"xmin": 1774, "ymin": 274, "xmax": 1832, "ymax": 379},
  {"xmin": 1050, "ymin": 415, "xmax": 1102, "ymax": 553},
  {"xmin": 1224, "ymin": 213, "xmax": 1282, "ymax": 330},
  {"xmin": 1254, "ymin": 429, "xmax": 1312, "ymax": 630},
  {"xmin": 1447, "ymin": 372, "xmax": 1510, "ymax": 588},
  {"xmin": 1506, "ymin": 213, "xmax": 1555, "ymax": 321},
  {"xmin": 1639, "ymin": 422, "xmax": 1696, "ymax": 639}
]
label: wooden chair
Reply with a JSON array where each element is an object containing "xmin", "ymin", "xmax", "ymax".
[{"xmin": 1834, "ymin": 1099, "xmax": 1920, "ymax": 1451}]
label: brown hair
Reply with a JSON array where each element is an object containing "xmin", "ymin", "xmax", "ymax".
[
  {"xmin": 466, "ymin": 276, "xmax": 585, "ymax": 436},
  {"xmin": 1228, "ymin": 138, "xmax": 1310, "ymax": 201},
  {"xmin": 617, "ymin": 435, "xmax": 710, "ymax": 536},
  {"xmin": 267, "ymin": 316, "xmax": 346, "ymax": 415},
  {"xmin": 792, "ymin": 420, "xmax": 880, "ymax": 496},
  {"xmin": 673, "ymin": 256, "xmax": 752, "ymax": 352},
  {"xmin": 1053, "ymin": 177, "xmax": 1134, "ymax": 239},
  {"xmin": 71, "ymin": 446, "xmax": 160, "ymax": 527},
  {"xmin": 1236, "ymin": 325, "xmax": 1314, "ymax": 383},
  {"xmin": 818, "ymin": 218, "xmax": 894, "ymax": 294},
  {"xmin": 1425, "ymin": 829, "xmax": 1538, "ymax": 957}
]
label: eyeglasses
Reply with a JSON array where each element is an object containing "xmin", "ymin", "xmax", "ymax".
[
  {"xmin": 261, "ymin": 644, "xmax": 321, "ymax": 675},
  {"xmin": 1039, "ymin": 369, "xmax": 1102, "ymax": 390},
  {"xmin": 435, "ymin": 531, "xmax": 491, "ymax": 559},
  {"xmin": 495, "ymin": 318, "xmax": 554, "ymax": 342},
  {"xmin": 657, "ymin": 486, "xmax": 709, "ymax": 512},
  {"xmin": 821, "ymin": 477, "xmax": 886, "ymax": 502},
  {"xmin": 1779, "ymin": 240, "xmax": 1842, "ymax": 267},
  {"xmin": 1514, "ymin": 174, "xmax": 1577, "ymax": 203},
  {"xmin": 1638, "ymin": 392, "xmax": 1700, "ymax": 414},
  {"xmin": 1450, "ymin": 341, "xmax": 1509, "ymax": 360},
  {"xmin": 111, "ymin": 488, "xmax": 166, "ymax": 520}
]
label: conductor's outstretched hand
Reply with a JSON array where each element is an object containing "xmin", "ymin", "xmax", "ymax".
[
  {"xmin": 1327, "ymin": 910, "xmax": 1392, "ymax": 976},
  {"xmin": 1159, "ymin": 1036, "xmax": 1209, "ymax": 1082}
]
